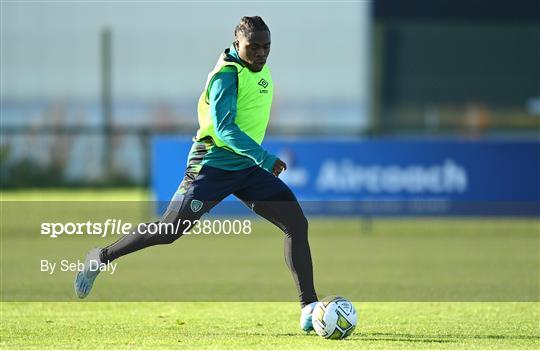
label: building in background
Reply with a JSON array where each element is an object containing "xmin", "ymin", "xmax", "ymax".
[
  {"xmin": 372, "ymin": 0, "xmax": 540, "ymax": 136},
  {"xmin": 1, "ymin": 1, "xmax": 370, "ymax": 185},
  {"xmin": 1, "ymin": 0, "xmax": 538, "ymax": 187}
]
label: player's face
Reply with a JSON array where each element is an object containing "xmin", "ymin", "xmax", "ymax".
[{"xmin": 235, "ymin": 30, "xmax": 271, "ymax": 72}]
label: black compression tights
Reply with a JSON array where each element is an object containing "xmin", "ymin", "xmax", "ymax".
[{"xmin": 100, "ymin": 193, "xmax": 317, "ymax": 307}]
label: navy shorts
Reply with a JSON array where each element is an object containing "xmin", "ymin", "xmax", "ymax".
[{"xmin": 161, "ymin": 164, "xmax": 298, "ymax": 223}]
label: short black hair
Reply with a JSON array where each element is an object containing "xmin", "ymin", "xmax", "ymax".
[{"xmin": 234, "ymin": 16, "xmax": 269, "ymax": 38}]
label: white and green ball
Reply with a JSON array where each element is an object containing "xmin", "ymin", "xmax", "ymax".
[{"xmin": 312, "ymin": 296, "xmax": 357, "ymax": 339}]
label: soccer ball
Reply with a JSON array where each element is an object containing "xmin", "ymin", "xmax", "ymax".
[{"xmin": 312, "ymin": 296, "xmax": 357, "ymax": 339}]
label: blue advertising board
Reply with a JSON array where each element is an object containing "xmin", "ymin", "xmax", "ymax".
[{"xmin": 152, "ymin": 137, "xmax": 540, "ymax": 216}]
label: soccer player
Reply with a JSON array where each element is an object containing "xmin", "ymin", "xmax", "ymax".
[{"xmin": 75, "ymin": 16, "xmax": 318, "ymax": 331}]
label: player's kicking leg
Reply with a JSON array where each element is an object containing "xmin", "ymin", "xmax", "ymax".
[
  {"xmin": 74, "ymin": 247, "xmax": 102, "ymax": 299},
  {"xmin": 74, "ymin": 165, "xmax": 232, "ymax": 299},
  {"xmin": 73, "ymin": 204, "xmax": 189, "ymax": 299}
]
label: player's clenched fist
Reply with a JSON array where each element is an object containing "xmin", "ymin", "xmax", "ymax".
[{"xmin": 272, "ymin": 158, "xmax": 287, "ymax": 177}]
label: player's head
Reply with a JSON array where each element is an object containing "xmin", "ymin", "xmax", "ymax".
[{"xmin": 234, "ymin": 16, "xmax": 271, "ymax": 72}]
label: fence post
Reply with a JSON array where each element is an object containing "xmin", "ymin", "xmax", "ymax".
[{"xmin": 101, "ymin": 27, "xmax": 113, "ymax": 180}]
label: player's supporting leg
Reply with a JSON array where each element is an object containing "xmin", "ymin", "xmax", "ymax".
[
  {"xmin": 250, "ymin": 197, "xmax": 317, "ymax": 306},
  {"xmin": 249, "ymin": 193, "xmax": 319, "ymax": 331},
  {"xmin": 234, "ymin": 167, "xmax": 318, "ymax": 308},
  {"xmin": 235, "ymin": 167, "xmax": 318, "ymax": 331}
]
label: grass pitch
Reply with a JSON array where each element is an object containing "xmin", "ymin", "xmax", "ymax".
[
  {"xmin": 2, "ymin": 302, "xmax": 539, "ymax": 349},
  {"xmin": 1, "ymin": 189, "xmax": 539, "ymax": 349}
]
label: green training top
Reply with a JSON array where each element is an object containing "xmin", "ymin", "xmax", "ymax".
[{"xmin": 189, "ymin": 45, "xmax": 276, "ymax": 173}]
